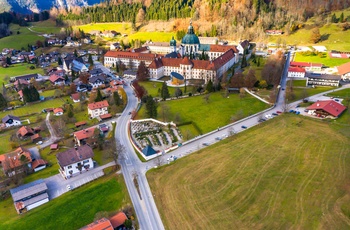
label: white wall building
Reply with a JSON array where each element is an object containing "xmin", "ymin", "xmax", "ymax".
[
  {"xmin": 87, "ymin": 100, "xmax": 109, "ymax": 118},
  {"xmin": 287, "ymin": 67, "xmax": 306, "ymax": 78},
  {"xmin": 56, "ymin": 145, "xmax": 94, "ymax": 179}
]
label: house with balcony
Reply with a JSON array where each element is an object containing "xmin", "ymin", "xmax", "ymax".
[
  {"xmin": 87, "ymin": 100, "xmax": 109, "ymax": 119},
  {"xmin": 306, "ymin": 74, "xmax": 341, "ymax": 87},
  {"xmin": 56, "ymin": 145, "xmax": 94, "ymax": 179}
]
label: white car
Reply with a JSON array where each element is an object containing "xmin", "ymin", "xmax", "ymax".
[
  {"xmin": 66, "ymin": 185, "xmax": 72, "ymax": 191},
  {"xmin": 36, "ymin": 141, "xmax": 43, "ymax": 145}
]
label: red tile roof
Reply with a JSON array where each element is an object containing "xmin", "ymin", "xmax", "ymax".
[
  {"xmin": 88, "ymin": 100, "xmax": 109, "ymax": 110},
  {"xmin": 49, "ymin": 74, "xmax": 65, "ymax": 83},
  {"xmin": 181, "ymin": 56, "xmax": 193, "ymax": 65},
  {"xmin": 307, "ymin": 100, "xmax": 346, "ymax": 117},
  {"xmin": 100, "ymin": 113, "xmax": 112, "ymax": 119},
  {"xmin": 210, "ymin": 45, "xmax": 238, "ymax": 53},
  {"xmin": 210, "ymin": 49, "xmax": 236, "ymax": 70},
  {"xmin": 18, "ymin": 90, "xmax": 23, "ymax": 98},
  {"xmin": 133, "ymin": 46, "xmax": 148, "ymax": 53},
  {"xmin": 50, "ymin": 144, "xmax": 58, "ymax": 150},
  {"xmin": 80, "ymin": 218, "xmax": 113, "ymax": 230},
  {"xmin": 0, "ymin": 147, "xmax": 32, "ymax": 171},
  {"xmin": 75, "ymin": 121, "xmax": 87, "ymax": 127},
  {"xmin": 31, "ymin": 159, "xmax": 48, "ymax": 169},
  {"xmin": 109, "ymin": 212, "xmax": 128, "ymax": 228},
  {"xmin": 288, "ymin": 67, "xmax": 306, "ymax": 73},
  {"xmin": 337, "ymin": 62, "xmax": 350, "ymax": 75},
  {"xmin": 14, "ymin": 79, "xmax": 29, "ymax": 86},
  {"xmin": 71, "ymin": 93, "xmax": 80, "ymax": 101},
  {"xmin": 17, "ymin": 126, "xmax": 34, "ymax": 137},
  {"xmin": 290, "ymin": 61, "xmax": 322, "ymax": 68},
  {"xmin": 53, "ymin": 108, "xmax": 63, "ymax": 114},
  {"xmin": 74, "ymin": 127, "xmax": 96, "ymax": 140},
  {"xmin": 104, "ymin": 51, "xmax": 161, "ymax": 62},
  {"xmin": 31, "ymin": 133, "xmax": 41, "ymax": 141}
]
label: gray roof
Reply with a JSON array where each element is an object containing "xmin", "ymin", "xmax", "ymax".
[
  {"xmin": 123, "ymin": 70, "xmax": 136, "ymax": 76},
  {"xmin": 10, "ymin": 179, "xmax": 47, "ymax": 202},
  {"xmin": 23, "ymin": 193, "xmax": 48, "ymax": 206},
  {"xmin": 2, "ymin": 115, "xmax": 20, "ymax": 123},
  {"xmin": 56, "ymin": 145, "xmax": 94, "ymax": 167},
  {"xmin": 89, "ymin": 75, "xmax": 105, "ymax": 84},
  {"xmin": 307, "ymin": 74, "xmax": 341, "ymax": 80},
  {"xmin": 13, "ymin": 73, "xmax": 39, "ymax": 81},
  {"xmin": 89, "ymin": 68, "xmax": 103, "ymax": 75}
]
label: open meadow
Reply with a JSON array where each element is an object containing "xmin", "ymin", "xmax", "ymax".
[
  {"xmin": 0, "ymin": 24, "xmax": 45, "ymax": 51},
  {"xmin": 293, "ymin": 52, "xmax": 350, "ymax": 67},
  {"xmin": 136, "ymin": 92, "xmax": 270, "ymax": 134},
  {"xmin": 139, "ymin": 81, "xmax": 194, "ymax": 97},
  {"xmin": 0, "ymin": 64, "xmax": 45, "ymax": 86},
  {"xmin": 0, "ymin": 174, "xmax": 131, "ymax": 230},
  {"xmin": 147, "ymin": 114, "xmax": 350, "ymax": 229}
]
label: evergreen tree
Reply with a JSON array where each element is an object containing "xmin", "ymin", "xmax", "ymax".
[
  {"xmin": 0, "ymin": 92, "xmax": 7, "ymax": 110},
  {"xmin": 95, "ymin": 89, "xmax": 103, "ymax": 102},
  {"xmin": 205, "ymin": 79, "xmax": 214, "ymax": 92},
  {"xmin": 67, "ymin": 104, "xmax": 74, "ymax": 118},
  {"xmin": 340, "ymin": 12, "xmax": 344, "ymax": 23},
  {"xmin": 113, "ymin": 91, "xmax": 122, "ymax": 106},
  {"xmin": 88, "ymin": 54, "xmax": 93, "ymax": 67},
  {"xmin": 175, "ymin": 88, "xmax": 183, "ymax": 98},
  {"xmin": 58, "ymin": 57, "xmax": 63, "ymax": 66},
  {"xmin": 145, "ymin": 95, "xmax": 157, "ymax": 118},
  {"xmin": 136, "ymin": 61, "xmax": 150, "ymax": 81},
  {"xmin": 74, "ymin": 49, "xmax": 78, "ymax": 57},
  {"xmin": 241, "ymin": 52, "xmax": 247, "ymax": 68},
  {"xmin": 161, "ymin": 81, "xmax": 170, "ymax": 100}
]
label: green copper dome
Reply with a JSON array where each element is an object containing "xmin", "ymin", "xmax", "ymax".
[
  {"xmin": 170, "ymin": 36, "xmax": 176, "ymax": 46},
  {"xmin": 181, "ymin": 22, "xmax": 200, "ymax": 45}
]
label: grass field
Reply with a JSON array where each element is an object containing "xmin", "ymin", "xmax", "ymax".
[
  {"xmin": 269, "ymin": 23, "xmax": 350, "ymax": 51},
  {"xmin": 291, "ymin": 79, "xmax": 307, "ymax": 87},
  {"xmin": 293, "ymin": 52, "xmax": 350, "ymax": 67},
  {"xmin": 0, "ymin": 64, "xmax": 45, "ymax": 86},
  {"xmin": 0, "ymin": 24, "xmax": 44, "ymax": 51},
  {"xmin": 29, "ymin": 20, "xmax": 62, "ymax": 34},
  {"xmin": 139, "ymin": 81, "xmax": 194, "ymax": 97},
  {"xmin": 74, "ymin": 23, "xmax": 131, "ymax": 34},
  {"xmin": 0, "ymin": 131, "xmax": 13, "ymax": 153},
  {"xmin": 128, "ymin": 31, "xmax": 176, "ymax": 43},
  {"xmin": 326, "ymin": 88, "xmax": 350, "ymax": 98},
  {"xmin": 0, "ymin": 97, "xmax": 69, "ymax": 118},
  {"xmin": 136, "ymin": 92, "xmax": 270, "ymax": 133},
  {"xmin": 293, "ymin": 86, "xmax": 335, "ymax": 102},
  {"xmin": 147, "ymin": 114, "xmax": 350, "ymax": 229},
  {"xmin": 0, "ymin": 175, "xmax": 131, "ymax": 230}
]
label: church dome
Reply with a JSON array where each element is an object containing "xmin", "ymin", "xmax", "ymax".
[{"xmin": 181, "ymin": 22, "xmax": 200, "ymax": 45}]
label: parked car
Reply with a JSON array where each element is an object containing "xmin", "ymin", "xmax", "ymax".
[
  {"xmin": 276, "ymin": 111, "xmax": 282, "ymax": 114},
  {"xmin": 334, "ymin": 98, "xmax": 340, "ymax": 102},
  {"xmin": 258, "ymin": 118, "xmax": 266, "ymax": 122},
  {"xmin": 304, "ymin": 109, "xmax": 309, "ymax": 112},
  {"xmin": 272, "ymin": 113, "xmax": 278, "ymax": 116},
  {"xmin": 289, "ymin": 110, "xmax": 294, "ymax": 113},
  {"xmin": 202, "ymin": 143, "xmax": 209, "ymax": 146},
  {"xmin": 282, "ymin": 88, "xmax": 285, "ymax": 91},
  {"xmin": 296, "ymin": 104, "xmax": 300, "ymax": 108},
  {"xmin": 66, "ymin": 185, "xmax": 72, "ymax": 191},
  {"xmin": 241, "ymin": 125, "xmax": 247, "ymax": 129},
  {"xmin": 36, "ymin": 141, "xmax": 43, "ymax": 145}
]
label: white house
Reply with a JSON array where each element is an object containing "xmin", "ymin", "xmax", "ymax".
[
  {"xmin": 10, "ymin": 179, "xmax": 49, "ymax": 214},
  {"xmin": 53, "ymin": 108, "xmax": 64, "ymax": 116},
  {"xmin": 110, "ymin": 42, "xmax": 120, "ymax": 50},
  {"xmin": 2, "ymin": 115, "xmax": 22, "ymax": 128},
  {"xmin": 49, "ymin": 74, "xmax": 65, "ymax": 85},
  {"xmin": 56, "ymin": 145, "xmax": 94, "ymax": 179},
  {"xmin": 237, "ymin": 40, "xmax": 250, "ymax": 55},
  {"xmin": 87, "ymin": 100, "xmax": 109, "ymax": 118},
  {"xmin": 337, "ymin": 61, "xmax": 350, "ymax": 80},
  {"xmin": 287, "ymin": 67, "xmax": 306, "ymax": 78}
]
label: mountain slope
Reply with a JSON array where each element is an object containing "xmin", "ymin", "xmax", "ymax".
[{"xmin": 0, "ymin": 0, "xmax": 101, "ymax": 14}]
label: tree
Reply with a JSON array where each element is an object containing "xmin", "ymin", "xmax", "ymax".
[
  {"xmin": 145, "ymin": 95, "xmax": 157, "ymax": 118},
  {"xmin": 54, "ymin": 89, "xmax": 62, "ymax": 98},
  {"xmin": 79, "ymin": 72, "xmax": 90, "ymax": 84},
  {"xmin": 161, "ymin": 81, "xmax": 170, "ymax": 100},
  {"xmin": 67, "ymin": 104, "xmax": 74, "ymax": 118},
  {"xmin": 113, "ymin": 91, "xmax": 122, "ymax": 106},
  {"xmin": 0, "ymin": 92, "xmax": 7, "ymax": 110},
  {"xmin": 239, "ymin": 88, "xmax": 246, "ymax": 98},
  {"xmin": 175, "ymin": 88, "xmax": 183, "ymax": 98},
  {"xmin": 203, "ymin": 93, "xmax": 211, "ymax": 103},
  {"xmin": 88, "ymin": 54, "xmax": 93, "ymax": 67},
  {"xmin": 301, "ymin": 88, "xmax": 309, "ymax": 102},
  {"xmin": 95, "ymin": 89, "xmax": 103, "ymax": 102},
  {"xmin": 23, "ymin": 85, "xmax": 40, "ymax": 103},
  {"xmin": 160, "ymin": 103, "xmax": 170, "ymax": 121},
  {"xmin": 205, "ymin": 79, "xmax": 214, "ymax": 92},
  {"xmin": 241, "ymin": 52, "xmax": 247, "ymax": 68},
  {"xmin": 259, "ymin": 80, "xmax": 268, "ymax": 88},
  {"xmin": 74, "ymin": 49, "xmax": 78, "ymax": 57},
  {"xmin": 340, "ymin": 12, "xmax": 344, "ymax": 23},
  {"xmin": 132, "ymin": 81, "xmax": 147, "ymax": 99},
  {"xmin": 245, "ymin": 69, "xmax": 257, "ymax": 88},
  {"xmin": 136, "ymin": 61, "xmax": 150, "ymax": 81},
  {"xmin": 309, "ymin": 28, "xmax": 321, "ymax": 43},
  {"xmin": 69, "ymin": 83, "xmax": 77, "ymax": 94}
]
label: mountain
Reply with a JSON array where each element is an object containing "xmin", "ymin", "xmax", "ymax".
[{"xmin": 0, "ymin": 0, "xmax": 101, "ymax": 14}]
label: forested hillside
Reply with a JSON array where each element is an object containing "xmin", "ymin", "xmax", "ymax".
[{"xmin": 55, "ymin": 0, "xmax": 350, "ymax": 39}]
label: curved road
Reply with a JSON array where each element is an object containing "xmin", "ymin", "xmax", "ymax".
[{"xmin": 116, "ymin": 52, "xmax": 349, "ymax": 229}]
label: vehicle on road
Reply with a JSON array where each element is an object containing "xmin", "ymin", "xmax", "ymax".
[
  {"xmin": 241, "ymin": 125, "xmax": 248, "ymax": 129},
  {"xmin": 36, "ymin": 141, "xmax": 43, "ymax": 145},
  {"xmin": 66, "ymin": 185, "xmax": 72, "ymax": 191},
  {"xmin": 272, "ymin": 113, "xmax": 278, "ymax": 116},
  {"xmin": 215, "ymin": 137, "xmax": 222, "ymax": 140},
  {"xmin": 128, "ymin": 111, "xmax": 131, "ymax": 115},
  {"xmin": 289, "ymin": 110, "xmax": 294, "ymax": 113},
  {"xmin": 202, "ymin": 142, "xmax": 209, "ymax": 146},
  {"xmin": 276, "ymin": 111, "xmax": 282, "ymax": 114},
  {"xmin": 296, "ymin": 104, "xmax": 300, "ymax": 108},
  {"xmin": 265, "ymin": 114, "xmax": 272, "ymax": 119},
  {"xmin": 167, "ymin": 155, "xmax": 177, "ymax": 162},
  {"xmin": 304, "ymin": 109, "xmax": 309, "ymax": 112},
  {"xmin": 282, "ymin": 88, "xmax": 285, "ymax": 90}
]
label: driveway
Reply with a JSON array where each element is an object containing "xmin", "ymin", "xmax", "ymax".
[{"xmin": 44, "ymin": 162, "xmax": 115, "ymax": 199}]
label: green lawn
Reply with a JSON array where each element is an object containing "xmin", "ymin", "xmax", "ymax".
[
  {"xmin": 40, "ymin": 90, "xmax": 56, "ymax": 98},
  {"xmin": 294, "ymin": 52, "xmax": 350, "ymax": 67},
  {"xmin": 269, "ymin": 23, "xmax": 350, "ymax": 51},
  {"xmin": 136, "ymin": 92, "xmax": 270, "ymax": 133},
  {"xmin": 0, "ymin": 64, "xmax": 45, "ymax": 86},
  {"xmin": 29, "ymin": 20, "xmax": 62, "ymax": 34},
  {"xmin": 326, "ymin": 88, "xmax": 350, "ymax": 98},
  {"xmin": 0, "ymin": 97, "xmax": 69, "ymax": 117},
  {"xmin": 292, "ymin": 86, "xmax": 336, "ymax": 102},
  {"xmin": 0, "ymin": 131, "xmax": 13, "ymax": 153},
  {"xmin": 178, "ymin": 124, "xmax": 201, "ymax": 140},
  {"xmin": 128, "ymin": 31, "xmax": 176, "ymax": 43},
  {"xmin": 147, "ymin": 114, "xmax": 350, "ymax": 229},
  {"xmin": 291, "ymin": 79, "xmax": 307, "ymax": 87},
  {"xmin": 74, "ymin": 22, "xmax": 131, "ymax": 34},
  {"xmin": 0, "ymin": 175, "xmax": 131, "ymax": 230},
  {"xmin": 0, "ymin": 24, "xmax": 44, "ymax": 51},
  {"xmin": 139, "ymin": 81, "xmax": 194, "ymax": 97}
]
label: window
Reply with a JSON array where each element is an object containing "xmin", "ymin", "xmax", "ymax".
[
  {"xmin": 83, "ymin": 159, "xmax": 89, "ymax": 164},
  {"xmin": 68, "ymin": 165, "xmax": 72, "ymax": 169}
]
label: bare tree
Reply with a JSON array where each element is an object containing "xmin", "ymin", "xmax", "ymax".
[
  {"xmin": 160, "ymin": 103, "xmax": 170, "ymax": 122},
  {"xmin": 155, "ymin": 157, "xmax": 162, "ymax": 167},
  {"xmin": 203, "ymin": 93, "xmax": 211, "ymax": 103}
]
